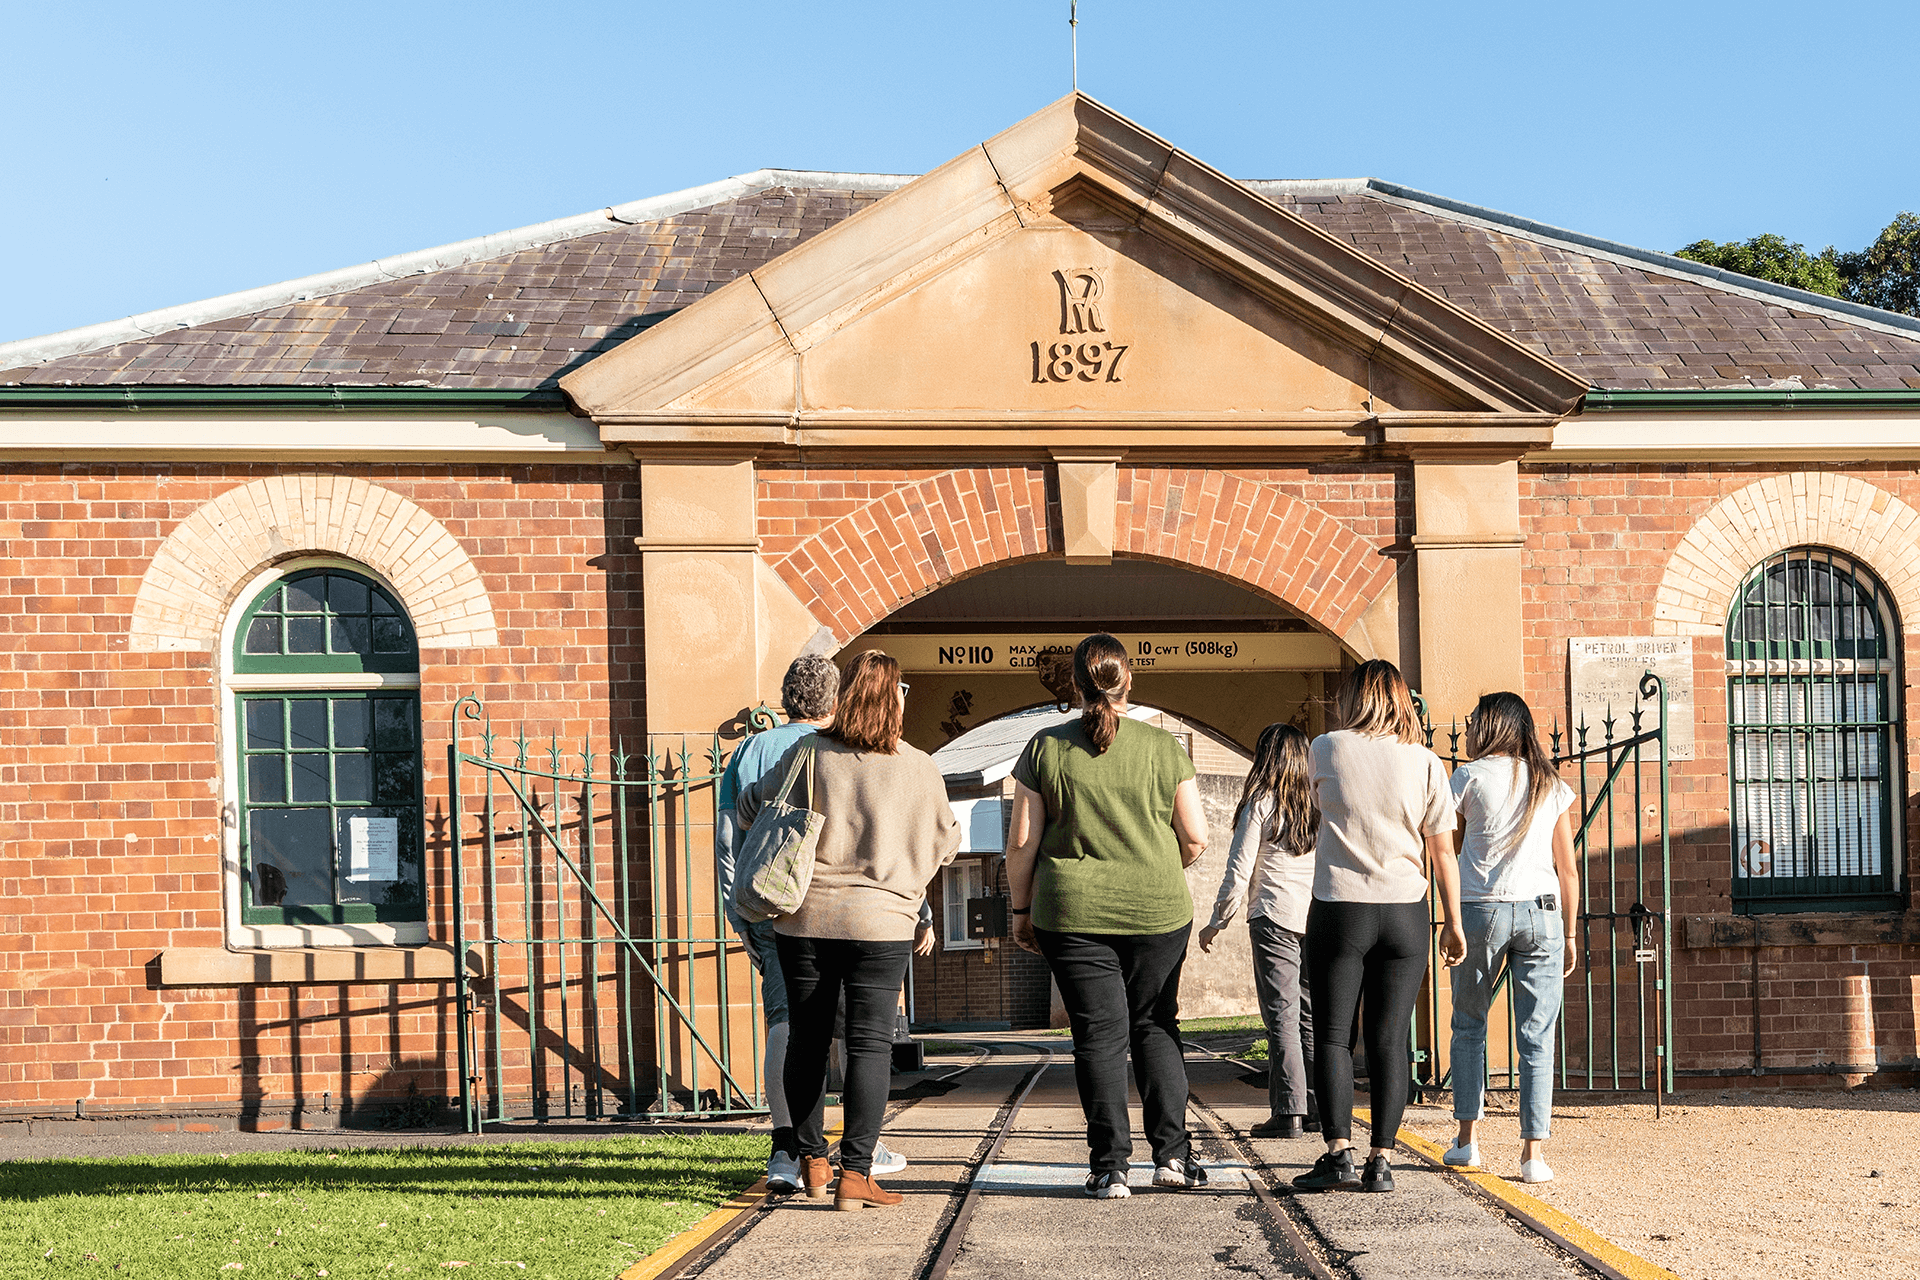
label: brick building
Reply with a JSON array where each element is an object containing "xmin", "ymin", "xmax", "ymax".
[{"xmin": 5, "ymin": 94, "xmax": 1920, "ymax": 1125}]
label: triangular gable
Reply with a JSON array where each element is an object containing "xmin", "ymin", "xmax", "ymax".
[{"xmin": 563, "ymin": 95, "xmax": 1586, "ymax": 448}]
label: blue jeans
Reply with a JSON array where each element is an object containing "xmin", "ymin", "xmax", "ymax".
[
  {"xmin": 738, "ymin": 918, "xmax": 789, "ymax": 1026},
  {"xmin": 1450, "ymin": 901, "xmax": 1564, "ymax": 1140}
]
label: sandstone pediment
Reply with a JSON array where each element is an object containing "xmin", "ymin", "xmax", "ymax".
[{"xmin": 564, "ymin": 95, "xmax": 1586, "ymax": 455}]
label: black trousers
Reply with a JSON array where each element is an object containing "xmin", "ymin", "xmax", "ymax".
[
  {"xmin": 1036, "ymin": 923, "xmax": 1193, "ymax": 1175},
  {"xmin": 776, "ymin": 934, "xmax": 912, "ymax": 1176},
  {"xmin": 1304, "ymin": 898, "xmax": 1429, "ymax": 1144}
]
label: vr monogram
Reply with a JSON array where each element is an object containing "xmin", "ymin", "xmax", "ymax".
[{"xmin": 1029, "ymin": 266, "xmax": 1130, "ymax": 384}]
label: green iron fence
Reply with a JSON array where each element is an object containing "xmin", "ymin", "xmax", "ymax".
[
  {"xmin": 1413, "ymin": 671, "xmax": 1674, "ymax": 1105},
  {"xmin": 446, "ymin": 696, "xmax": 774, "ymax": 1132}
]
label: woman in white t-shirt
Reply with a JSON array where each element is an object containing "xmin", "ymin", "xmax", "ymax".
[{"xmin": 1445, "ymin": 691, "xmax": 1580, "ymax": 1185}]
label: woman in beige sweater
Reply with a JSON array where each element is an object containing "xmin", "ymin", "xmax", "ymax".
[{"xmin": 737, "ymin": 650, "xmax": 960, "ymax": 1210}]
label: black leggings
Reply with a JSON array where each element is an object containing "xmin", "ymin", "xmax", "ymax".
[
  {"xmin": 1304, "ymin": 898, "xmax": 1429, "ymax": 1145},
  {"xmin": 776, "ymin": 934, "xmax": 911, "ymax": 1176}
]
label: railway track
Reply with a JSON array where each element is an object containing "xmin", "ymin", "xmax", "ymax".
[{"xmin": 642, "ymin": 1037, "xmax": 1626, "ymax": 1280}]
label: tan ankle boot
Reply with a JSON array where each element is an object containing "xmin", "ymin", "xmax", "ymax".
[
  {"xmin": 801, "ymin": 1155, "xmax": 833, "ymax": 1201},
  {"xmin": 834, "ymin": 1169, "xmax": 903, "ymax": 1211}
]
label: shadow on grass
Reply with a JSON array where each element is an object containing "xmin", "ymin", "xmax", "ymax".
[{"xmin": 0, "ymin": 1136, "xmax": 762, "ymax": 1204}]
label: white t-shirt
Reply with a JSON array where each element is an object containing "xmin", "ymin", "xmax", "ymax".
[
  {"xmin": 1310, "ymin": 730, "xmax": 1457, "ymax": 904},
  {"xmin": 1448, "ymin": 756, "xmax": 1576, "ymax": 902}
]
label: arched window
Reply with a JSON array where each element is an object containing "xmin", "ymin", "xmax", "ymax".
[
  {"xmin": 1726, "ymin": 547, "xmax": 1901, "ymax": 912},
  {"xmin": 228, "ymin": 566, "xmax": 425, "ymax": 935}
]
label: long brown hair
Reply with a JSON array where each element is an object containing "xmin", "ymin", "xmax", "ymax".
[
  {"xmin": 1464, "ymin": 691, "xmax": 1559, "ymax": 854},
  {"xmin": 824, "ymin": 650, "xmax": 903, "ymax": 753},
  {"xmin": 1234, "ymin": 722, "xmax": 1318, "ymax": 855},
  {"xmin": 1335, "ymin": 659, "xmax": 1422, "ymax": 743},
  {"xmin": 1073, "ymin": 632, "xmax": 1130, "ymax": 754}
]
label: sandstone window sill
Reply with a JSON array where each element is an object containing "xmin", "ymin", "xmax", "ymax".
[
  {"xmin": 158, "ymin": 945, "xmax": 484, "ymax": 987},
  {"xmin": 1682, "ymin": 912, "xmax": 1916, "ymax": 949}
]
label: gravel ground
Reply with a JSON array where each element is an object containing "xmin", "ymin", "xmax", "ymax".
[{"xmin": 1397, "ymin": 1090, "xmax": 1920, "ymax": 1280}]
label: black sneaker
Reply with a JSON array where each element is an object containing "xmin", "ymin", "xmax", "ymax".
[
  {"xmin": 1152, "ymin": 1157, "xmax": 1209, "ymax": 1189},
  {"xmin": 1360, "ymin": 1153, "xmax": 1394, "ymax": 1193},
  {"xmin": 1250, "ymin": 1115, "xmax": 1306, "ymax": 1139},
  {"xmin": 1084, "ymin": 1170, "xmax": 1132, "ymax": 1199},
  {"xmin": 1291, "ymin": 1148, "xmax": 1360, "ymax": 1192}
]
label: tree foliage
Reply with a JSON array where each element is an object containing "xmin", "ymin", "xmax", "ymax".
[
  {"xmin": 1673, "ymin": 233, "xmax": 1845, "ymax": 297},
  {"xmin": 1835, "ymin": 212, "xmax": 1920, "ymax": 317},
  {"xmin": 1674, "ymin": 214, "xmax": 1920, "ymax": 317}
]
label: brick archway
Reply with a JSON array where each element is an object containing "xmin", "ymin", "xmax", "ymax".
[
  {"xmin": 764, "ymin": 465, "xmax": 1399, "ymax": 650},
  {"xmin": 1654, "ymin": 472, "xmax": 1920, "ymax": 636},
  {"xmin": 129, "ymin": 474, "xmax": 499, "ymax": 652}
]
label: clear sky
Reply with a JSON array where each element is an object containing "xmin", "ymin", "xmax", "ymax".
[{"xmin": 4, "ymin": 0, "xmax": 1917, "ymax": 346}]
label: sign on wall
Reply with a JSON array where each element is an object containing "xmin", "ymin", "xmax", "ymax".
[
  {"xmin": 849, "ymin": 632, "xmax": 1344, "ymax": 674},
  {"xmin": 1566, "ymin": 637, "xmax": 1694, "ymax": 760}
]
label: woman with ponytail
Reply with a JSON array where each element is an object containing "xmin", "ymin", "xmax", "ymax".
[
  {"xmin": 1005, "ymin": 633, "xmax": 1211, "ymax": 1200},
  {"xmin": 1445, "ymin": 691, "xmax": 1579, "ymax": 1185}
]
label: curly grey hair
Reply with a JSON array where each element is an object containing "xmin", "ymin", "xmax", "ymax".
[{"xmin": 781, "ymin": 655, "xmax": 840, "ymax": 721}]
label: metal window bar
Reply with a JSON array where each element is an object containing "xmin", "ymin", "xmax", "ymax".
[
  {"xmin": 1412, "ymin": 673, "xmax": 1672, "ymax": 1105},
  {"xmin": 447, "ymin": 696, "xmax": 770, "ymax": 1132},
  {"xmin": 1726, "ymin": 548, "xmax": 1898, "ymax": 910}
]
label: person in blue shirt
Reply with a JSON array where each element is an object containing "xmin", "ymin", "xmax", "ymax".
[{"xmin": 716, "ymin": 655, "xmax": 840, "ymax": 1192}]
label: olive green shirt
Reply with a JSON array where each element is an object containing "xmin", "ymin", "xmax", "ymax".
[{"xmin": 1013, "ymin": 717, "xmax": 1197, "ymax": 935}]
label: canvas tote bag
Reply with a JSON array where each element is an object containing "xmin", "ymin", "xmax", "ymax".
[{"xmin": 731, "ymin": 744, "xmax": 822, "ymax": 923}]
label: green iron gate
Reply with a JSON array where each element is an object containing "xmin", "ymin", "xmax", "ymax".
[
  {"xmin": 445, "ymin": 696, "xmax": 772, "ymax": 1132},
  {"xmin": 1414, "ymin": 671, "xmax": 1675, "ymax": 1105}
]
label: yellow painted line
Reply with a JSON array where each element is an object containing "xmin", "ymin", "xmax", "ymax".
[
  {"xmin": 1354, "ymin": 1109, "xmax": 1682, "ymax": 1280},
  {"xmin": 615, "ymin": 1120, "xmax": 843, "ymax": 1280}
]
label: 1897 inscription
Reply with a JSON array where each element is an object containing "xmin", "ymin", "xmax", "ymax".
[{"xmin": 1029, "ymin": 267, "xmax": 1130, "ymax": 383}]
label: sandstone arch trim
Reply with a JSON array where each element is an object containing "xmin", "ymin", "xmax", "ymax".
[
  {"xmin": 1654, "ymin": 472, "xmax": 1920, "ymax": 636},
  {"xmin": 129, "ymin": 474, "xmax": 499, "ymax": 652},
  {"xmin": 766, "ymin": 465, "xmax": 1400, "ymax": 654}
]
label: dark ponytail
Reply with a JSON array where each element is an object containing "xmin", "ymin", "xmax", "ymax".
[{"xmin": 1074, "ymin": 632, "xmax": 1130, "ymax": 755}]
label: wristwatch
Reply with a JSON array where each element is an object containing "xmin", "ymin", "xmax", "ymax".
[{"xmin": 1010, "ymin": 906, "xmax": 1031, "ymax": 915}]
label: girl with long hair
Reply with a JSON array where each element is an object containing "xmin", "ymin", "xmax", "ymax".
[
  {"xmin": 1293, "ymin": 660, "xmax": 1465, "ymax": 1195},
  {"xmin": 1199, "ymin": 722, "xmax": 1320, "ymax": 1138},
  {"xmin": 735, "ymin": 650, "xmax": 960, "ymax": 1210},
  {"xmin": 1445, "ymin": 691, "xmax": 1579, "ymax": 1184},
  {"xmin": 1006, "ymin": 633, "xmax": 1212, "ymax": 1199}
]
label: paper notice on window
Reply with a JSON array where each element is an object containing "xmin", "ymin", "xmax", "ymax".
[{"xmin": 347, "ymin": 816, "xmax": 399, "ymax": 882}]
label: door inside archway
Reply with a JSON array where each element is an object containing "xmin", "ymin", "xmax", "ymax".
[{"xmin": 838, "ymin": 557, "xmax": 1351, "ymax": 753}]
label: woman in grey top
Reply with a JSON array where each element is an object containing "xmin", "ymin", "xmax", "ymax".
[
  {"xmin": 1198, "ymin": 722, "xmax": 1319, "ymax": 1138},
  {"xmin": 1292, "ymin": 660, "xmax": 1465, "ymax": 1195},
  {"xmin": 737, "ymin": 650, "xmax": 959, "ymax": 1211}
]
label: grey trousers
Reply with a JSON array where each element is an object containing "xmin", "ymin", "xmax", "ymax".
[{"xmin": 1250, "ymin": 915, "xmax": 1316, "ymax": 1120}]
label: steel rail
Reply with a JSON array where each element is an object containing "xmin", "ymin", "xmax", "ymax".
[
  {"xmin": 653, "ymin": 1041, "xmax": 1029, "ymax": 1280},
  {"xmin": 917, "ymin": 1045, "xmax": 1056, "ymax": 1280},
  {"xmin": 1184, "ymin": 1093, "xmax": 1345, "ymax": 1280}
]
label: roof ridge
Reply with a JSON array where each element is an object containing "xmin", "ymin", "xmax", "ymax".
[
  {"xmin": 0, "ymin": 168, "xmax": 917, "ymax": 371},
  {"xmin": 1241, "ymin": 178, "xmax": 1920, "ymax": 342}
]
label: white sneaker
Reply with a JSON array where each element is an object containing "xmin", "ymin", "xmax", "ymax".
[
  {"xmin": 1084, "ymin": 1171, "xmax": 1131, "ymax": 1199},
  {"xmin": 1520, "ymin": 1158, "xmax": 1554, "ymax": 1184},
  {"xmin": 766, "ymin": 1149, "xmax": 801, "ymax": 1194},
  {"xmin": 1443, "ymin": 1142, "xmax": 1481, "ymax": 1168},
  {"xmin": 870, "ymin": 1141, "xmax": 907, "ymax": 1176}
]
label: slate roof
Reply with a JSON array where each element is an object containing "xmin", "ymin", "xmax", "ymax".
[{"xmin": 6, "ymin": 174, "xmax": 1920, "ymax": 392}]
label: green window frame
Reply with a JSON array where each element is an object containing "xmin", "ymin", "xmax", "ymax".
[
  {"xmin": 233, "ymin": 568, "xmax": 425, "ymax": 927},
  {"xmin": 1726, "ymin": 547, "xmax": 1902, "ymax": 914}
]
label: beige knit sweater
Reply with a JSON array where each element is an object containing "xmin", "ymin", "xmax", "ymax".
[{"xmin": 736, "ymin": 735, "xmax": 961, "ymax": 940}]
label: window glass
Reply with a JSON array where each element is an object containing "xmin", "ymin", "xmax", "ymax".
[
  {"xmin": 1726, "ymin": 548, "xmax": 1899, "ymax": 912},
  {"xmin": 235, "ymin": 569, "xmax": 416, "ymax": 674},
  {"xmin": 233, "ymin": 568, "xmax": 425, "ymax": 928}
]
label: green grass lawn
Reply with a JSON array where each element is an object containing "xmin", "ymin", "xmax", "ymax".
[
  {"xmin": 3, "ymin": 1134, "xmax": 763, "ymax": 1280},
  {"xmin": 1177, "ymin": 1014, "xmax": 1263, "ymax": 1035}
]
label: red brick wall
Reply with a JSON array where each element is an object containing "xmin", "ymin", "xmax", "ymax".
[
  {"xmin": 1523, "ymin": 462, "xmax": 1920, "ymax": 1083},
  {"xmin": 0, "ymin": 463, "xmax": 647, "ymax": 1118}
]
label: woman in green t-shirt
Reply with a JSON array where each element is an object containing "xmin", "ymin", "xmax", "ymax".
[{"xmin": 1007, "ymin": 633, "xmax": 1211, "ymax": 1200}]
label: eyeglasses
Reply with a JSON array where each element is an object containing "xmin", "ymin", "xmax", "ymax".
[{"xmin": 898, "ymin": 682, "xmax": 911, "ymax": 697}]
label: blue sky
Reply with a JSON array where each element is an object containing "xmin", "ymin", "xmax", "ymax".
[{"xmin": 4, "ymin": 0, "xmax": 1917, "ymax": 346}]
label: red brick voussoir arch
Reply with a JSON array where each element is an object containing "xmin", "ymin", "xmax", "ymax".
[{"xmin": 763, "ymin": 465, "xmax": 1399, "ymax": 648}]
